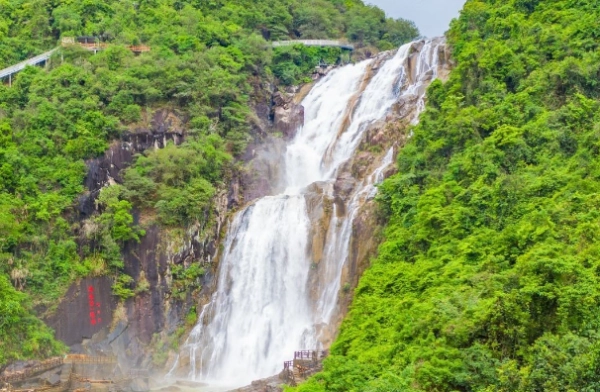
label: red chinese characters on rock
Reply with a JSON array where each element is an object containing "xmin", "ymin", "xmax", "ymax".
[{"xmin": 87, "ymin": 286, "xmax": 102, "ymax": 326}]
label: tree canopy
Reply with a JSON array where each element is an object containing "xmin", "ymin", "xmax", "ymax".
[
  {"xmin": 0, "ymin": 0, "xmax": 418, "ymax": 365},
  {"xmin": 294, "ymin": 0, "xmax": 600, "ymax": 391}
]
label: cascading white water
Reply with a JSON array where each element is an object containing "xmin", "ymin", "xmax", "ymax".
[
  {"xmin": 284, "ymin": 60, "xmax": 372, "ymax": 192},
  {"xmin": 180, "ymin": 39, "xmax": 445, "ymax": 388},
  {"xmin": 191, "ymin": 195, "xmax": 315, "ymax": 382},
  {"xmin": 314, "ymin": 146, "xmax": 395, "ymax": 328}
]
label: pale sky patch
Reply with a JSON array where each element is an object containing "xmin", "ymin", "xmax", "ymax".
[{"xmin": 368, "ymin": 0, "xmax": 466, "ymax": 38}]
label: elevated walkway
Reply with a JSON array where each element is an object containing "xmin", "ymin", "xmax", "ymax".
[
  {"xmin": 272, "ymin": 40, "xmax": 354, "ymax": 51},
  {"xmin": 0, "ymin": 48, "xmax": 57, "ymax": 85},
  {"xmin": 280, "ymin": 350, "xmax": 326, "ymax": 386},
  {"xmin": 1, "ymin": 39, "xmax": 151, "ymax": 87}
]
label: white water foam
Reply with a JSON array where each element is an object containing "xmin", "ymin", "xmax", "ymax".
[{"xmin": 179, "ymin": 39, "xmax": 445, "ymax": 387}]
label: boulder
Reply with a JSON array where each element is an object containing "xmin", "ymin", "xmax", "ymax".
[
  {"xmin": 334, "ymin": 176, "xmax": 356, "ymax": 200},
  {"xmin": 273, "ymin": 104, "xmax": 304, "ymax": 140},
  {"xmin": 272, "ymin": 91, "xmax": 293, "ymax": 108}
]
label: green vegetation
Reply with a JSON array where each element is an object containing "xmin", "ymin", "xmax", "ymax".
[
  {"xmin": 0, "ymin": 0, "xmax": 418, "ymax": 366},
  {"xmin": 294, "ymin": 0, "xmax": 600, "ymax": 391},
  {"xmin": 122, "ymin": 135, "xmax": 230, "ymax": 226},
  {"xmin": 170, "ymin": 263, "xmax": 205, "ymax": 300},
  {"xmin": 0, "ymin": 274, "xmax": 66, "ymax": 365},
  {"xmin": 273, "ymin": 46, "xmax": 347, "ymax": 85}
]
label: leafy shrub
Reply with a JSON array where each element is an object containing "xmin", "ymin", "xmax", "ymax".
[
  {"xmin": 0, "ymin": 0, "xmax": 419, "ymax": 366},
  {"xmin": 112, "ymin": 274, "xmax": 135, "ymax": 300},
  {"xmin": 295, "ymin": 0, "xmax": 600, "ymax": 391},
  {"xmin": 171, "ymin": 263, "xmax": 205, "ymax": 300}
]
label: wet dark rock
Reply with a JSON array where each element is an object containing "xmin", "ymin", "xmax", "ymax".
[
  {"xmin": 43, "ymin": 373, "xmax": 61, "ymax": 386},
  {"xmin": 285, "ymin": 85, "xmax": 299, "ymax": 94},
  {"xmin": 273, "ymin": 104, "xmax": 304, "ymax": 140},
  {"xmin": 80, "ymin": 109, "xmax": 186, "ymax": 219},
  {"xmin": 394, "ymin": 94, "xmax": 419, "ymax": 119},
  {"xmin": 241, "ymin": 136, "xmax": 287, "ymax": 202},
  {"xmin": 314, "ymin": 65, "xmax": 334, "ymax": 77},
  {"xmin": 150, "ymin": 109, "xmax": 185, "ymax": 135},
  {"xmin": 130, "ymin": 377, "xmax": 150, "ymax": 392},
  {"xmin": 45, "ymin": 276, "xmax": 117, "ymax": 346},
  {"xmin": 228, "ymin": 374, "xmax": 283, "ymax": 392},
  {"xmin": 1, "ymin": 360, "xmax": 38, "ymax": 375},
  {"xmin": 334, "ymin": 176, "xmax": 357, "ymax": 200},
  {"xmin": 228, "ymin": 173, "xmax": 242, "ymax": 208},
  {"xmin": 305, "ymin": 181, "xmax": 331, "ymax": 196},
  {"xmin": 272, "ymin": 91, "xmax": 294, "ymax": 108},
  {"xmin": 410, "ymin": 40, "xmax": 425, "ymax": 53}
]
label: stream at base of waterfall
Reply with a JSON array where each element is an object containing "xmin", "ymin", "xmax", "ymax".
[{"xmin": 170, "ymin": 38, "xmax": 446, "ymax": 389}]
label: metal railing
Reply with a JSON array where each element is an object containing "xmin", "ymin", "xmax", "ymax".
[
  {"xmin": 0, "ymin": 49, "xmax": 57, "ymax": 80},
  {"xmin": 294, "ymin": 350, "xmax": 317, "ymax": 360},
  {"xmin": 64, "ymin": 355, "xmax": 117, "ymax": 364},
  {"xmin": 1, "ymin": 39, "xmax": 152, "ymax": 84}
]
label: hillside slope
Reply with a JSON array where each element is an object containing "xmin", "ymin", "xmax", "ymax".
[
  {"xmin": 295, "ymin": 0, "xmax": 600, "ymax": 390},
  {"xmin": 0, "ymin": 0, "xmax": 419, "ymax": 366}
]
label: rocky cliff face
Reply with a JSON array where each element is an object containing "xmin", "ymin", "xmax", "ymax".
[
  {"xmin": 321, "ymin": 38, "xmax": 451, "ymax": 343},
  {"xmin": 240, "ymin": 89, "xmax": 307, "ymax": 203},
  {"xmin": 44, "ymin": 107, "xmax": 229, "ymax": 369},
  {"xmin": 42, "ymin": 73, "xmax": 305, "ymax": 370},
  {"xmin": 78, "ymin": 109, "xmax": 186, "ymax": 219},
  {"xmin": 44, "ymin": 39, "xmax": 451, "ymax": 378},
  {"xmin": 292, "ymin": 39, "xmax": 451, "ymax": 348}
]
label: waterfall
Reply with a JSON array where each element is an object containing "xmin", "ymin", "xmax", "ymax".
[{"xmin": 179, "ymin": 38, "xmax": 445, "ymax": 388}]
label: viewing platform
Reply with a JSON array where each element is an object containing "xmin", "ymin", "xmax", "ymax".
[
  {"xmin": 272, "ymin": 40, "xmax": 354, "ymax": 51},
  {"xmin": 280, "ymin": 350, "xmax": 327, "ymax": 387}
]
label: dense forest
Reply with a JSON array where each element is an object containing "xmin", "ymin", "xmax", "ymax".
[
  {"xmin": 0, "ymin": 0, "xmax": 419, "ymax": 365},
  {"xmin": 294, "ymin": 0, "xmax": 600, "ymax": 391}
]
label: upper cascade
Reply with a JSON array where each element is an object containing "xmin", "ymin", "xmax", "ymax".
[{"xmin": 175, "ymin": 37, "xmax": 448, "ymax": 388}]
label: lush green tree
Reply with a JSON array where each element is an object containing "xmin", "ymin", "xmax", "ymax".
[
  {"xmin": 295, "ymin": 0, "xmax": 600, "ymax": 391},
  {"xmin": 0, "ymin": 274, "xmax": 65, "ymax": 365},
  {"xmin": 0, "ymin": 0, "xmax": 418, "ymax": 366}
]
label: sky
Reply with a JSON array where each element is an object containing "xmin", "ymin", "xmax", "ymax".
[{"xmin": 367, "ymin": 0, "xmax": 466, "ymax": 38}]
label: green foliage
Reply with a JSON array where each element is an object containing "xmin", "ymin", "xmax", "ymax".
[
  {"xmin": 273, "ymin": 45, "xmax": 343, "ymax": 85},
  {"xmin": 122, "ymin": 135, "xmax": 229, "ymax": 226},
  {"xmin": 185, "ymin": 306, "xmax": 198, "ymax": 327},
  {"xmin": 112, "ymin": 274, "xmax": 135, "ymax": 300},
  {"xmin": 170, "ymin": 263, "xmax": 205, "ymax": 300},
  {"xmin": 96, "ymin": 185, "xmax": 145, "ymax": 243},
  {"xmin": 0, "ymin": 275, "xmax": 66, "ymax": 365},
  {"xmin": 0, "ymin": 0, "xmax": 418, "ymax": 367},
  {"xmin": 135, "ymin": 271, "xmax": 150, "ymax": 294},
  {"xmin": 345, "ymin": 5, "xmax": 417, "ymax": 48},
  {"xmin": 295, "ymin": 0, "xmax": 600, "ymax": 391}
]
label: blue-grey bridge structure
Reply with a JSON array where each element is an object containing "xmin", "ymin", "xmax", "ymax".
[
  {"xmin": 1, "ymin": 40, "xmax": 353, "ymax": 87},
  {"xmin": 0, "ymin": 48, "xmax": 57, "ymax": 86}
]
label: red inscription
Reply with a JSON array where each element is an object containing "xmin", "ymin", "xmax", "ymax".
[{"xmin": 87, "ymin": 286, "xmax": 102, "ymax": 325}]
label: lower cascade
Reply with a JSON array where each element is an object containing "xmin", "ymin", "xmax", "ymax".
[{"xmin": 176, "ymin": 38, "xmax": 448, "ymax": 387}]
